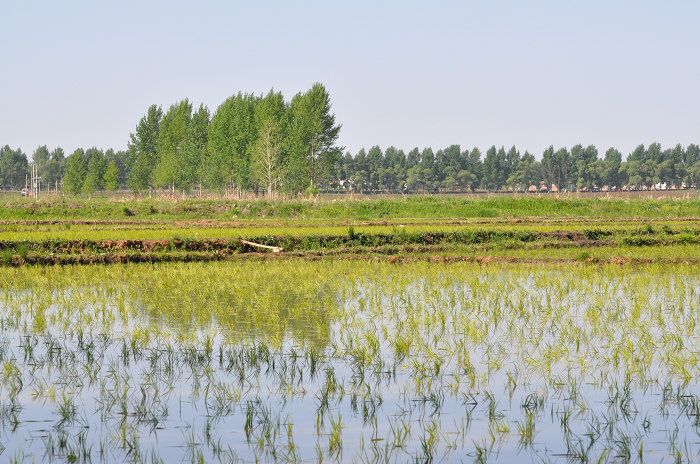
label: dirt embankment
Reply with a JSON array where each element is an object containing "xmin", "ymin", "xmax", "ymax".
[
  {"xmin": 2, "ymin": 250, "xmax": 694, "ymax": 268},
  {"xmin": 0, "ymin": 228, "xmax": 671, "ymax": 256},
  {"xmin": 2, "ymin": 216, "xmax": 700, "ymax": 228},
  {"xmin": 0, "ymin": 228, "xmax": 694, "ymax": 267},
  {"xmin": 0, "ymin": 230, "xmax": 608, "ymax": 254}
]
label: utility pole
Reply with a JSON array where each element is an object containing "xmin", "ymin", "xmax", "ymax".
[{"xmin": 30, "ymin": 163, "xmax": 40, "ymax": 199}]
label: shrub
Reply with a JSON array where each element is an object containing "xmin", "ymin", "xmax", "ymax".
[
  {"xmin": 304, "ymin": 184, "xmax": 319, "ymax": 198},
  {"xmin": 584, "ymin": 229, "xmax": 613, "ymax": 240},
  {"xmin": 2, "ymin": 248, "xmax": 11, "ymax": 265},
  {"xmin": 17, "ymin": 243, "xmax": 28, "ymax": 260}
]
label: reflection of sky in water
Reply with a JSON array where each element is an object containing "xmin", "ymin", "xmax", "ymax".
[{"xmin": 0, "ymin": 263, "xmax": 699, "ymax": 462}]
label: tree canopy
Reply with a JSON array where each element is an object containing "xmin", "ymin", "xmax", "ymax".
[{"xmin": 2, "ymin": 83, "xmax": 700, "ymax": 195}]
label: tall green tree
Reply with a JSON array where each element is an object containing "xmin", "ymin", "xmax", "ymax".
[
  {"xmin": 685, "ymin": 144, "xmax": 700, "ymax": 186},
  {"xmin": 463, "ymin": 147, "xmax": 482, "ymax": 190},
  {"xmin": 178, "ymin": 104, "xmax": 210, "ymax": 191},
  {"xmin": 483, "ymin": 146, "xmax": 505, "ymax": 191},
  {"xmin": 666, "ymin": 144, "xmax": 686, "ymax": 186},
  {"xmin": 32, "ymin": 146, "xmax": 51, "ymax": 187},
  {"xmin": 63, "ymin": 149, "xmax": 87, "ymax": 194},
  {"xmin": 626, "ymin": 144, "xmax": 653, "ymax": 187},
  {"xmin": 553, "ymin": 147, "xmax": 572, "ymax": 190},
  {"xmin": 285, "ymin": 83, "xmax": 342, "ymax": 192},
  {"xmin": 0, "ymin": 146, "xmax": 29, "ymax": 189},
  {"xmin": 127, "ymin": 104, "xmax": 162, "ymax": 192},
  {"xmin": 153, "ymin": 100, "xmax": 192, "ymax": 191},
  {"xmin": 367, "ymin": 146, "xmax": 384, "ymax": 191},
  {"xmin": 572, "ymin": 144, "xmax": 599, "ymax": 189},
  {"xmin": 383, "ymin": 146, "xmax": 406, "ymax": 192},
  {"xmin": 250, "ymin": 90, "xmax": 286, "ymax": 196},
  {"xmin": 208, "ymin": 92, "xmax": 258, "ymax": 191},
  {"xmin": 339, "ymin": 151, "xmax": 353, "ymax": 182},
  {"xmin": 601, "ymin": 147, "xmax": 622, "ymax": 188},
  {"xmin": 103, "ymin": 160, "xmax": 120, "ymax": 191},
  {"xmin": 504, "ymin": 146, "xmax": 520, "ymax": 187},
  {"xmin": 43, "ymin": 147, "xmax": 65, "ymax": 191},
  {"xmin": 540, "ymin": 146, "xmax": 556, "ymax": 190},
  {"xmin": 418, "ymin": 148, "xmax": 437, "ymax": 192},
  {"xmin": 351, "ymin": 148, "xmax": 369, "ymax": 191},
  {"xmin": 82, "ymin": 148, "xmax": 106, "ymax": 194},
  {"xmin": 507, "ymin": 151, "xmax": 540, "ymax": 189},
  {"xmin": 104, "ymin": 148, "xmax": 129, "ymax": 188}
]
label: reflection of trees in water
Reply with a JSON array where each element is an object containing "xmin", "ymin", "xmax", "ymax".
[{"xmin": 128, "ymin": 262, "xmax": 335, "ymax": 349}]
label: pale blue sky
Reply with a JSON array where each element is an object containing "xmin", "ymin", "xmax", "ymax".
[{"xmin": 1, "ymin": 1, "xmax": 698, "ymax": 158}]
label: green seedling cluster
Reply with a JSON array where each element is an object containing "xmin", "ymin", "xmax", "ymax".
[{"xmin": 0, "ymin": 261, "xmax": 699, "ymax": 462}]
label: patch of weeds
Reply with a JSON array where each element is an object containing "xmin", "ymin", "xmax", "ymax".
[
  {"xmin": 17, "ymin": 243, "xmax": 28, "ymax": 260},
  {"xmin": 2, "ymin": 248, "xmax": 11, "ymax": 265},
  {"xmin": 464, "ymin": 230, "xmax": 495, "ymax": 244},
  {"xmin": 123, "ymin": 206, "xmax": 135, "ymax": 217},
  {"xmin": 675, "ymin": 233, "xmax": 696, "ymax": 245},
  {"xmin": 516, "ymin": 231, "xmax": 539, "ymax": 242},
  {"xmin": 304, "ymin": 184, "xmax": 319, "ymax": 198},
  {"xmin": 584, "ymin": 229, "xmax": 613, "ymax": 240},
  {"xmin": 394, "ymin": 226, "xmax": 409, "ymax": 243},
  {"xmin": 623, "ymin": 235, "xmax": 658, "ymax": 246},
  {"xmin": 474, "ymin": 208, "xmax": 497, "ymax": 218}
]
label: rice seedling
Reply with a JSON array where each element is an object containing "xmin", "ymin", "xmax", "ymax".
[
  {"xmin": 1, "ymin": 248, "xmax": 11, "ymax": 265},
  {"xmin": 16, "ymin": 243, "xmax": 28, "ymax": 261},
  {"xmin": 0, "ymin": 260, "xmax": 698, "ymax": 460}
]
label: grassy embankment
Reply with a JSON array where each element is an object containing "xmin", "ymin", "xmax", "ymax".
[{"xmin": 1, "ymin": 195, "xmax": 700, "ymax": 265}]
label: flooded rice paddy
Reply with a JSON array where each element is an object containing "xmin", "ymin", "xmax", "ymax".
[{"xmin": 1, "ymin": 261, "xmax": 699, "ymax": 462}]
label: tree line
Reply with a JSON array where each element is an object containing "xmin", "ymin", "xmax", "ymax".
[
  {"xmin": 1, "ymin": 82, "xmax": 699, "ymax": 194},
  {"xmin": 336, "ymin": 142, "xmax": 700, "ymax": 193},
  {"xmin": 0, "ymin": 83, "xmax": 342, "ymax": 195}
]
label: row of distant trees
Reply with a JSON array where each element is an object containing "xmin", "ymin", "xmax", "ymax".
[
  {"xmin": 0, "ymin": 145, "xmax": 127, "ymax": 193},
  {"xmin": 337, "ymin": 143, "xmax": 700, "ymax": 193},
  {"xmin": 1, "ymin": 83, "xmax": 699, "ymax": 194},
  {"xmin": 4, "ymin": 140, "xmax": 699, "ymax": 195}
]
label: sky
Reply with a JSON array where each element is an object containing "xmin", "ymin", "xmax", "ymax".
[{"xmin": 1, "ymin": 1, "xmax": 699, "ymax": 160}]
